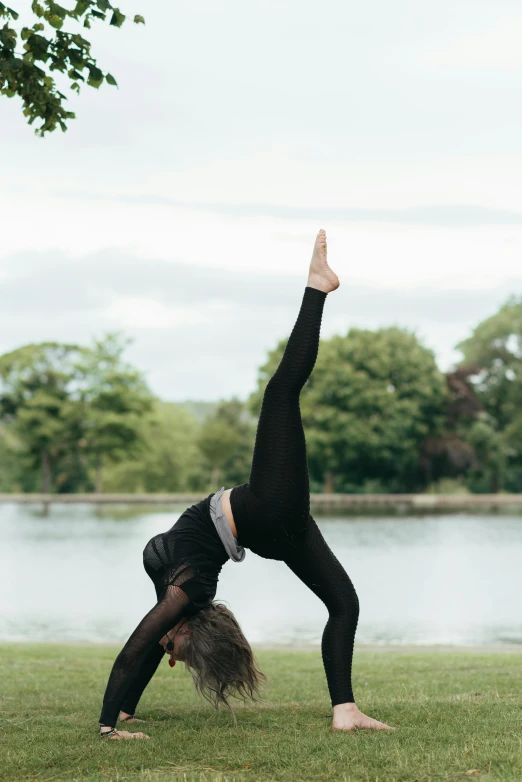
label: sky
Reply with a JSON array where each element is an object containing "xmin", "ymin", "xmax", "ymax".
[{"xmin": 1, "ymin": 0, "xmax": 522, "ymax": 401}]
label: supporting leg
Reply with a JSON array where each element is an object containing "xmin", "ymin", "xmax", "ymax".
[
  {"xmin": 285, "ymin": 516, "xmax": 394, "ymax": 731},
  {"xmin": 284, "ymin": 516, "xmax": 359, "ymax": 705}
]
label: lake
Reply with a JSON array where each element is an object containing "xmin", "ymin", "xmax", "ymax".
[{"xmin": 1, "ymin": 503, "xmax": 521, "ymax": 647}]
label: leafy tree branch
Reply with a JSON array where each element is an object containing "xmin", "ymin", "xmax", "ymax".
[{"xmin": 0, "ymin": 1, "xmax": 144, "ymax": 135}]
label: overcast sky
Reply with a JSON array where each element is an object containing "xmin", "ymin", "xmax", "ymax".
[{"xmin": 1, "ymin": 0, "xmax": 522, "ymax": 401}]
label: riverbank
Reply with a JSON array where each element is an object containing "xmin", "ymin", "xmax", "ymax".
[
  {"xmin": 2, "ymin": 492, "xmax": 522, "ymax": 513},
  {"xmin": 1, "ymin": 643, "xmax": 521, "ymax": 781}
]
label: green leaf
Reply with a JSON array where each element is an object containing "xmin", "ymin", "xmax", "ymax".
[
  {"xmin": 71, "ymin": 32, "xmax": 90, "ymax": 47},
  {"xmin": 68, "ymin": 68, "xmax": 84, "ymax": 81},
  {"xmin": 134, "ymin": 14, "xmax": 145, "ymax": 24},
  {"xmin": 105, "ymin": 72, "xmax": 117, "ymax": 86},
  {"xmin": 48, "ymin": 14, "xmax": 64, "ymax": 29},
  {"xmin": 73, "ymin": 0, "xmax": 91, "ymax": 17},
  {"xmin": 1, "ymin": 29, "xmax": 17, "ymax": 50},
  {"xmin": 87, "ymin": 64, "xmax": 102, "ymax": 80},
  {"xmin": 50, "ymin": 3, "xmax": 68, "ymax": 18},
  {"xmin": 86, "ymin": 63, "xmax": 103, "ymax": 87},
  {"xmin": 109, "ymin": 8, "xmax": 125, "ymax": 27},
  {"xmin": 31, "ymin": 2, "xmax": 45, "ymax": 18}
]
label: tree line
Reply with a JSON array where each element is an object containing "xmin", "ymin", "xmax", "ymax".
[{"xmin": 1, "ymin": 296, "xmax": 521, "ymax": 495}]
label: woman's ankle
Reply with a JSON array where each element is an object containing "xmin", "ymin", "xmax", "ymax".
[{"xmin": 333, "ymin": 701, "xmax": 358, "ymax": 715}]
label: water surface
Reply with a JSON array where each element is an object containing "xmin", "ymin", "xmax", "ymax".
[{"xmin": 1, "ymin": 503, "xmax": 521, "ymax": 646}]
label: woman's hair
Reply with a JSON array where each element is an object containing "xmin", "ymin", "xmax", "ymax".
[{"xmin": 177, "ymin": 602, "xmax": 266, "ymax": 711}]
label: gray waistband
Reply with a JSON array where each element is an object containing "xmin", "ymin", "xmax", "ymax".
[{"xmin": 209, "ymin": 486, "xmax": 246, "ymax": 563}]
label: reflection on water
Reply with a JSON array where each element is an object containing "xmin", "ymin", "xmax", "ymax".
[{"xmin": 1, "ymin": 503, "xmax": 521, "ymax": 646}]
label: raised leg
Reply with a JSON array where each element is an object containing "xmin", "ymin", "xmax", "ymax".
[
  {"xmin": 247, "ymin": 230, "xmax": 339, "ymax": 534},
  {"xmin": 249, "ymin": 229, "xmax": 338, "ymax": 495},
  {"xmin": 248, "ymin": 284, "xmax": 326, "ymax": 516}
]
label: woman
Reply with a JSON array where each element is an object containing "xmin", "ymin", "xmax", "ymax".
[{"xmin": 99, "ymin": 230, "xmax": 393, "ymax": 739}]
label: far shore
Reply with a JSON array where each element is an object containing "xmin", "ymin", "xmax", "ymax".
[{"xmin": 2, "ymin": 491, "xmax": 522, "ymax": 512}]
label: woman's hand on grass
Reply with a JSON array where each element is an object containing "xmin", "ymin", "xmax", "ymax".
[
  {"xmin": 109, "ymin": 730, "xmax": 150, "ymax": 740},
  {"xmin": 103, "ymin": 730, "xmax": 150, "ymax": 740}
]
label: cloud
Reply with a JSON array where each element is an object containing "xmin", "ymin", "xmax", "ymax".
[
  {"xmin": 51, "ymin": 192, "xmax": 522, "ymax": 227},
  {"xmin": 425, "ymin": 16, "xmax": 522, "ymax": 70},
  {"xmin": 0, "ymin": 249, "xmax": 520, "ymax": 400},
  {"xmin": 2, "ymin": 249, "xmax": 519, "ymax": 320},
  {"xmin": 103, "ymin": 297, "xmax": 210, "ymax": 329},
  {"xmin": 0, "ymin": 250, "xmax": 300, "ymax": 313}
]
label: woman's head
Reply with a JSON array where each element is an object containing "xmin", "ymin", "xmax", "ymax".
[{"xmin": 175, "ymin": 602, "xmax": 266, "ymax": 710}]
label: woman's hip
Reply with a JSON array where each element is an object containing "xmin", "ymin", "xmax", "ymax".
[{"xmin": 230, "ymin": 482, "xmax": 310, "ymax": 550}]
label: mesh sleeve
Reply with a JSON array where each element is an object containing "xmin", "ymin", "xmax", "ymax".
[
  {"xmin": 99, "ymin": 585, "xmax": 190, "ymax": 727},
  {"xmin": 119, "ymin": 642, "xmax": 166, "ymax": 717}
]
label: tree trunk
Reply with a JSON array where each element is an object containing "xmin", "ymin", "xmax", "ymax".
[
  {"xmin": 41, "ymin": 448, "xmax": 52, "ymax": 494},
  {"xmin": 323, "ymin": 470, "xmax": 334, "ymax": 494},
  {"xmin": 491, "ymin": 465, "xmax": 501, "ymax": 494},
  {"xmin": 211, "ymin": 465, "xmax": 220, "ymax": 488},
  {"xmin": 96, "ymin": 455, "xmax": 103, "ymax": 494}
]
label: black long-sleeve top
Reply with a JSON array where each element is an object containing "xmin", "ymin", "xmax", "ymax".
[{"xmin": 99, "ymin": 494, "xmax": 228, "ymax": 727}]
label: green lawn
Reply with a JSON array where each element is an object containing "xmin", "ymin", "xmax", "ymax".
[{"xmin": 1, "ymin": 644, "xmax": 521, "ymax": 782}]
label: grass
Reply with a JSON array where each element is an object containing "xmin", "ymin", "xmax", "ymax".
[{"xmin": 1, "ymin": 644, "xmax": 521, "ymax": 782}]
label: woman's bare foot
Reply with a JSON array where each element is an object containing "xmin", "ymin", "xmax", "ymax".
[
  {"xmin": 332, "ymin": 702, "xmax": 394, "ymax": 732},
  {"xmin": 307, "ymin": 229, "xmax": 340, "ymax": 294}
]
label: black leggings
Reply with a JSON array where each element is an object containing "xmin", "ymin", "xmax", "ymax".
[{"xmin": 232, "ymin": 286, "xmax": 359, "ymax": 705}]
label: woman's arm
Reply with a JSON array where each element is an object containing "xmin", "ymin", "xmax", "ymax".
[
  {"xmin": 99, "ymin": 585, "xmax": 190, "ymax": 733},
  {"xmin": 119, "ymin": 642, "xmax": 166, "ymax": 719}
]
